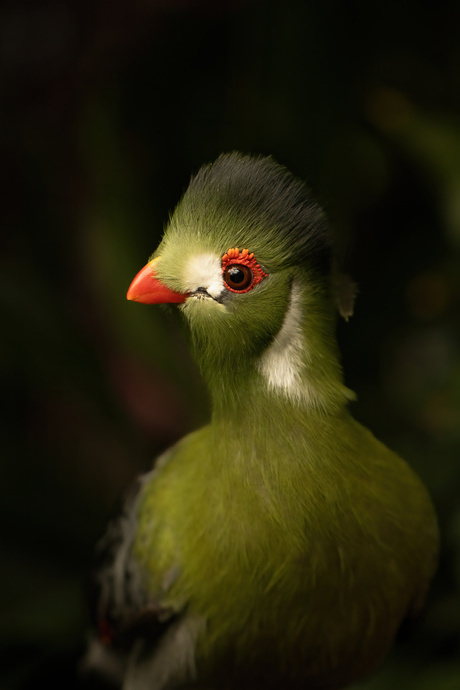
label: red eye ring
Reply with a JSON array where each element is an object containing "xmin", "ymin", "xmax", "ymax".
[{"xmin": 221, "ymin": 248, "xmax": 268, "ymax": 293}]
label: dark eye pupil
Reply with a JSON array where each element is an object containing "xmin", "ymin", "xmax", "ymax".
[{"xmin": 229, "ymin": 267, "xmax": 245, "ymax": 284}]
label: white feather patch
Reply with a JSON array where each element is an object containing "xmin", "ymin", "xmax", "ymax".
[
  {"xmin": 182, "ymin": 253, "xmax": 224, "ymax": 299},
  {"xmin": 257, "ymin": 281, "xmax": 309, "ymax": 402}
]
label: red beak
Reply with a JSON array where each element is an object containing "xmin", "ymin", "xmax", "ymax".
[{"xmin": 127, "ymin": 259, "xmax": 188, "ymax": 304}]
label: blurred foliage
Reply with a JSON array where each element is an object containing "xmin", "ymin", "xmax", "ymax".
[{"xmin": 1, "ymin": 0, "xmax": 459, "ymax": 687}]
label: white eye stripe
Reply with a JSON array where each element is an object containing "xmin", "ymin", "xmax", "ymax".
[{"xmin": 182, "ymin": 253, "xmax": 225, "ymax": 299}]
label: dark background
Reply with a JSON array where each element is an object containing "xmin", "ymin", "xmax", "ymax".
[{"xmin": 1, "ymin": 1, "xmax": 460, "ymax": 688}]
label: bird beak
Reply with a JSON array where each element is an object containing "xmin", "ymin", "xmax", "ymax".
[{"xmin": 127, "ymin": 258, "xmax": 188, "ymax": 304}]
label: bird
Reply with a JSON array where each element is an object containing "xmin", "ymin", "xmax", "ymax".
[{"xmin": 83, "ymin": 153, "xmax": 438, "ymax": 690}]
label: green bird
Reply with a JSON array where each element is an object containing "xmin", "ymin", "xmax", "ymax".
[{"xmin": 85, "ymin": 153, "xmax": 438, "ymax": 690}]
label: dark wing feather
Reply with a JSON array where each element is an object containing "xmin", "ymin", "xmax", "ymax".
[{"xmin": 87, "ymin": 471, "xmax": 178, "ymax": 653}]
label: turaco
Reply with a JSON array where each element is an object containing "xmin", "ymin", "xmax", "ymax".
[{"xmin": 85, "ymin": 153, "xmax": 438, "ymax": 690}]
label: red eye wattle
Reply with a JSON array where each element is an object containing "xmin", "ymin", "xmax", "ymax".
[{"xmin": 221, "ymin": 248, "xmax": 267, "ymax": 293}]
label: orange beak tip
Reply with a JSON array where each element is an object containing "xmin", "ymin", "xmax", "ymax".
[{"xmin": 126, "ymin": 261, "xmax": 187, "ymax": 305}]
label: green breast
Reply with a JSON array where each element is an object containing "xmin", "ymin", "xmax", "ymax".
[{"xmin": 133, "ymin": 415, "xmax": 438, "ymax": 687}]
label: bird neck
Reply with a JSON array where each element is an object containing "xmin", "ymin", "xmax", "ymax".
[{"xmin": 202, "ymin": 279, "xmax": 355, "ymax": 424}]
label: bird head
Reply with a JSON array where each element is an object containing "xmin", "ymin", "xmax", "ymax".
[{"xmin": 128, "ymin": 153, "xmax": 353, "ymax": 415}]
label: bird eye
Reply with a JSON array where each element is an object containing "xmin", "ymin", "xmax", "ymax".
[
  {"xmin": 221, "ymin": 247, "xmax": 268, "ymax": 294},
  {"xmin": 223, "ymin": 264, "xmax": 253, "ymax": 291}
]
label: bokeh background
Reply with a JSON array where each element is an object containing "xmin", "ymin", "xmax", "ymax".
[{"xmin": 1, "ymin": 1, "xmax": 460, "ymax": 688}]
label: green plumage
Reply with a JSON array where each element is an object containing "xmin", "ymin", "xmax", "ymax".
[
  {"xmin": 88, "ymin": 153, "xmax": 438, "ymax": 690},
  {"xmin": 136, "ymin": 414, "xmax": 434, "ymax": 688}
]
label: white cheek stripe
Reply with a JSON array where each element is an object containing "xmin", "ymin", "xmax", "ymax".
[
  {"xmin": 182, "ymin": 253, "xmax": 225, "ymax": 299},
  {"xmin": 257, "ymin": 281, "xmax": 307, "ymax": 402}
]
